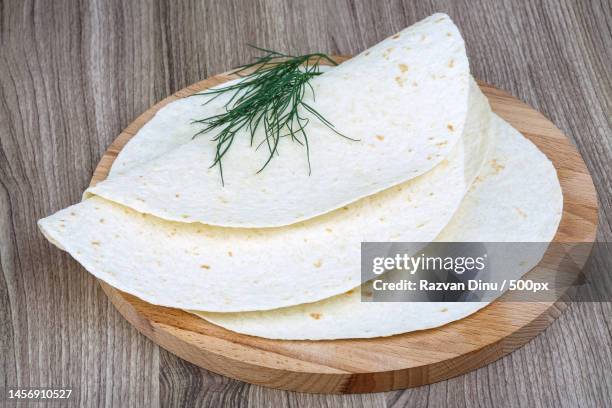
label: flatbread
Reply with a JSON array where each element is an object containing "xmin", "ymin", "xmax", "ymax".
[
  {"xmin": 37, "ymin": 80, "xmax": 492, "ymax": 312},
  {"xmin": 85, "ymin": 13, "xmax": 471, "ymax": 228},
  {"xmin": 192, "ymin": 116, "xmax": 563, "ymax": 339}
]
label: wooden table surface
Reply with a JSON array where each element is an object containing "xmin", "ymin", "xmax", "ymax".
[{"xmin": 1, "ymin": 0, "xmax": 610, "ymax": 406}]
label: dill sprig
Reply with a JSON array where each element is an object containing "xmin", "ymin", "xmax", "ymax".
[{"xmin": 191, "ymin": 47, "xmax": 355, "ymax": 184}]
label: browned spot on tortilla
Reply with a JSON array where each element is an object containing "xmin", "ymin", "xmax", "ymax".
[
  {"xmin": 446, "ymin": 32, "xmax": 452, "ymax": 37},
  {"xmin": 376, "ymin": 135, "xmax": 385, "ymax": 141},
  {"xmin": 91, "ymin": 241, "xmax": 101, "ymax": 246},
  {"xmin": 515, "ymin": 207, "xmax": 528, "ymax": 218},
  {"xmin": 70, "ymin": 212, "xmax": 76, "ymax": 216},
  {"xmin": 398, "ymin": 63, "xmax": 408, "ymax": 73},
  {"xmin": 342, "ymin": 206, "xmax": 349, "ymax": 211},
  {"xmin": 364, "ymin": 51, "xmax": 370, "ymax": 56},
  {"xmin": 448, "ymin": 59, "xmax": 455, "ymax": 68},
  {"xmin": 325, "ymin": 228, "xmax": 333, "ymax": 233},
  {"xmin": 181, "ymin": 214, "xmax": 190, "ymax": 219},
  {"xmin": 313, "ymin": 260, "xmax": 322, "ymax": 268},
  {"xmin": 135, "ymin": 197, "xmax": 145, "ymax": 202},
  {"xmin": 175, "ymin": 193, "xmax": 180, "ymax": 198},
  {"xmin": 490, "ymin": 159, "xmax": 505, "ymax": 173},
  {"xmin": 200, "ymin": 264, "xmax": 211, "ymax": 270},
  {"xmin": 436, "ymin": 141, "xmax": 448, "ymax": 148},
  {"xmin": 435, "ymin": 17, "xmax": 446, "ymax": 23},
  {"xmin": 228, "ymin": 251, "xmax": 233, "ymax": 257},
  {"xmin": 392, "ymin": 34, "xmax": 400, "ymax": 39},
  {"xmin": 447, "ymin": 123, "xmax": 455, "ymax": 132},
  {"xmin": 440, "ymin": 307, "xmax": 449, "ymax": 312},
  {"xmin": 395, "ymin": 76, "xmax": 404, "ymax": 87},
  {"xmin": 99, "ymin": 218, "xmax": 105, "ymax": 223},
  {"xmin": 382, "ymin": 50, "xmax": 392, "ymax": 59},
  {"xmin": 309, "ymin": 313, "xmax": 322, "ymax": 320},
  {"xmin": 346, "ymin": 289, "xmax": 355, "ymax": 295}
]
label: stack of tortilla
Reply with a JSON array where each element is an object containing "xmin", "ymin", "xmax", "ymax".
[{"xmin": 38, "ymin": 13, "xmax": 562, "ymax": 340}]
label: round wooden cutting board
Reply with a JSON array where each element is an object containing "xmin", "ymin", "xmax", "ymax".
[{"xmin": 90, "ymin": 57, "xmax": 598, "ymax": 394}]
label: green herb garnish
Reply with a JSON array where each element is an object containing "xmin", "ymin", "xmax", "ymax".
[{"xmin": 191, "ymin": 47, "xmax": 355, "ymax": 184}]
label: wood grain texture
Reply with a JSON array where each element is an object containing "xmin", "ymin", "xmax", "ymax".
[
  {"xmin": 0, "ymin": 0, "xmax": 610, "ymax": 406},
  {"xmin": 87, "ymin": 70, "xmax": 598, "ymax": 394}
]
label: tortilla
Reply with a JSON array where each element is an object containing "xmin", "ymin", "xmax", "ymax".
[
  {"xmin": 192, "ymin": 116, "xmax": 563, "ymax": 339},
  {"xmin": 38, "ymin": 79, "xmax": 492, "ymax": 312},
  {"xmin": 85, "ymin": 13, "xmax": 471, "ymax": 228}
]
